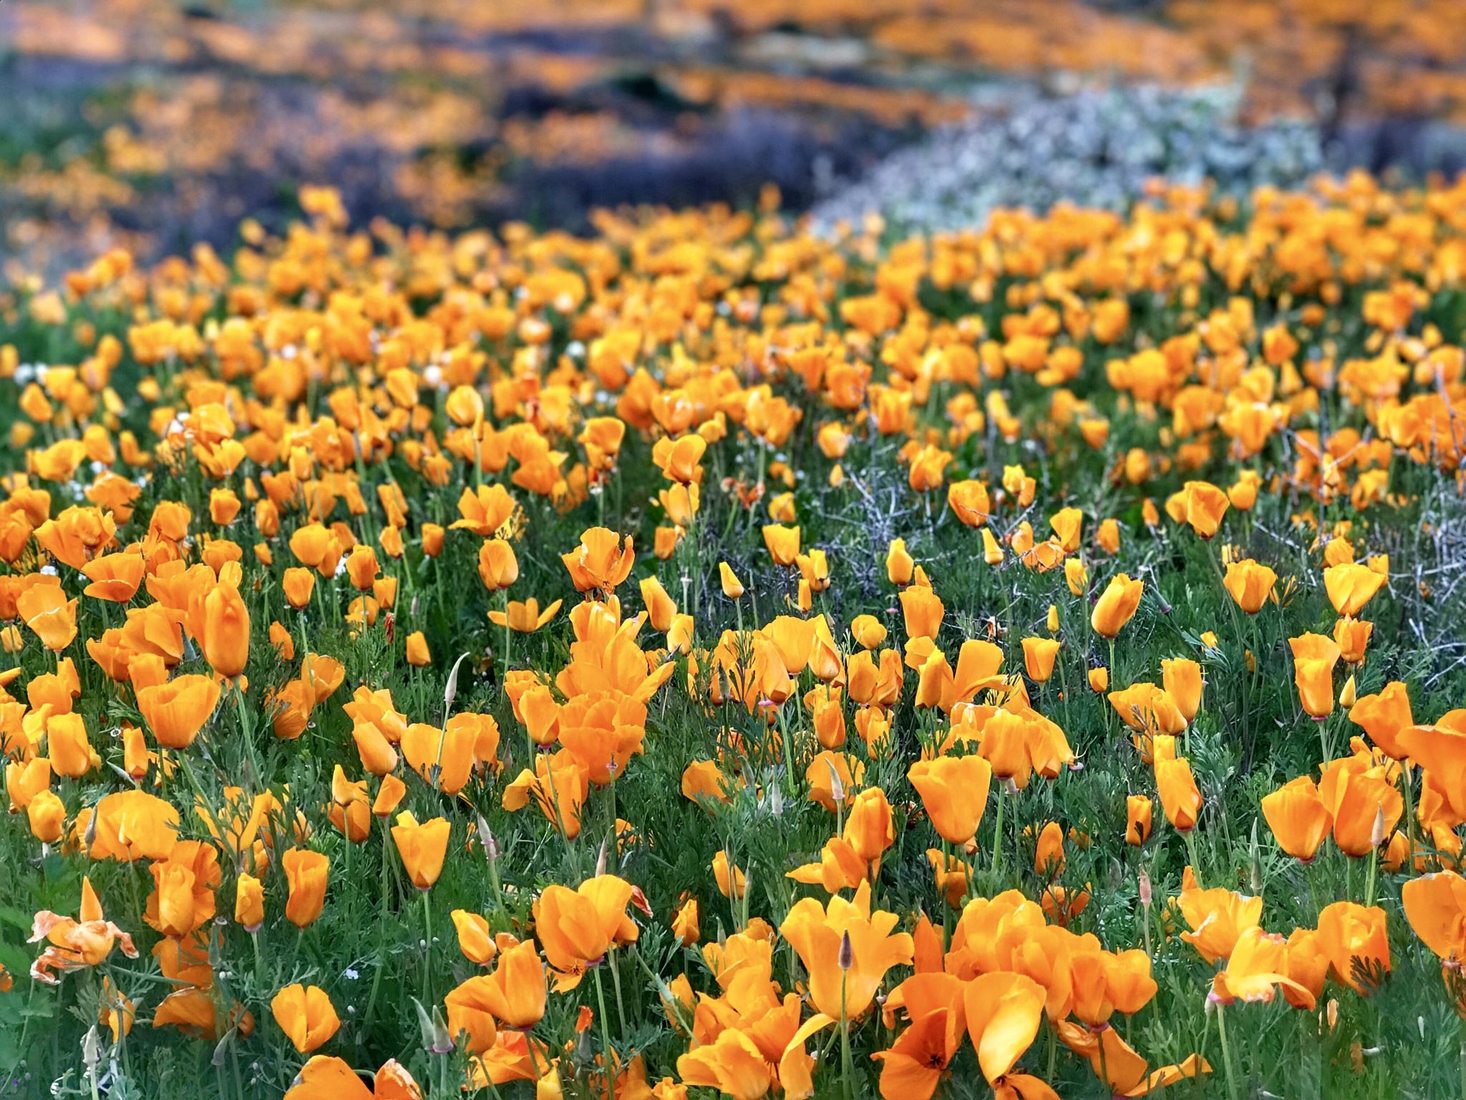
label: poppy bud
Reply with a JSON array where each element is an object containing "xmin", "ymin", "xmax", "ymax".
[
  {"xmin": 885, "ymin": 539, "xmax": 913, "ymax": 586},
  {"xmin": 235, "ymin": 873, "xmax": 264, "ymax": 932},
  {"xmin": 477, "ymin": 539, "xmax": 518, "ymax": 591},
  {"xmin": 718, "ymin": 563, "xmax": 744, "ymax": 600},
  {"xmin": 282, "ymin": 848, "xmax": 329, "ymax": 928},
  {"xmin": 27, "ymin": 788, "xmax": 65, "ymax": 843},
  {"xmin": 1091, "ymin": 574, "xmax": 1144, "ymax": 638},
  {"xmin": 201, "ymin": 581, "xmax": 250, "ymax": 680}
]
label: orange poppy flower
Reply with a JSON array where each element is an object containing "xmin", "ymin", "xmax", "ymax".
[
  {"xmin": 533, "ymin": 874, "xmax": 640, "ymax": 990},
  {"xmin": 561, "ymin": 527, "xmax": 634, "ymax": 593},
  {"xmin": 908, "ymin": 754, "xmax": 992, "ymax": 845},
  {"xmin": 1261, "ymin": 776, "xmax": 1333, "ymax": 862},
  {"xmin": 1091, "ymin": 574, "xmax": 1143, "ymax": 638},
  {"xmin": 271, "ymin": 983, "xmax": 341, "ymax": 1053},
  {"xmin": 391, "ymin": 812, "xmax": 451, "ymax": 890},
  {"xmin": 136, "ymin": 675, "xmax": 222, "ymax": 750},
  {"xmin": 1288, "ymin": 633, "xmax": 1340, "ymax": 719},
  {"xmin": 1222, "ymin": 559, "xmax": 1277, "ymax": 614},
  {"xmin": 779, "ymin": 880, "xmax": 913, "ymax": 1020},
  {"xmin": 282, "ymin": 848, "xmax": 329, "ymax": 928}
]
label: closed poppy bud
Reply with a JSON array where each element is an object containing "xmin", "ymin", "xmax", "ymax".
[
  {"xmin": 137, "ymin": 674, "xmax": 222, "ymax": 750},
  {"xmin": 344, "ymin": 545, "xmax": 378, "ymax": 591},
  {"xmin": 271, "ymin": 983, "xmax": 340, "ymax": 1053},
  {"xmin": 27, "ymin": 788, "xmax": 65, "ymax": 843},
  {"xmin": 718, "ymin": 563, "xmax": 744, "ymax": 600},
  {"xmin": 1289, "ymin": 633, "xmax": 1340, "ymax": 719},
  {"xmin": 445, "ymin": 385, "xmax": 484, "ymax": 427},
  {"xmin": 1091, "ymin": 574, "xmax": 1143, "ymax": 638},
  {"xmin": 282, "ymin": 848, "xmax": 329, "ymax": 928},
  {"xmin": 209, "ymin": 488, "xmax": 242, "ymax": 526},
  {"xmin": 1156, "ymin": 757, "xmax": 1202, "ymax": 832},
  {"xmin": 1223, "ymin": 559, "xmax": 1277, "ymax": 614},
  {"xmin": 254, "ymin": 627, "xmax": 289, "ymax": 668},
  {"xmin": 667, "ymin": 614, "xmax": 694, "ymax": 654},
  {"xmin": 1033, "ymin": 820, "xmax": 1065, "ymax": 875},
  {"xmin": 1022, "ymin": 637, "xmax": 1061, "ymax": 683},
  {"xmin": 762, "ymin": 524, "xmax": 800, "ymax": 567},
  {"xmin": 422, "ymin": 524, "xmax": 445, "ymax": 558},
  {"xmin": 886, "ymin": 539, "xmax": 914, "ymax": 586},
  {"xmin": 1091, "ymin": 518, "xmax": 1118, "ymax": 555},
  {"xmin": 201, "ymin": 582, "xmax": 250, "ymax": 679},
  {"xmin": 451, "ymin": 909, "xmax": 497, "ymax": 965},
  {"xmin": 392, "ymin": 812, "xmax": 451, "ymax": 890},
  {"xmin": 1089, "ymin": 666, "xmax": 1109, "ymax": 692},
  {"xmin": 477, "ymin": 539, "xmax": 519, "ymax": 591},
  {"xmin": 352, "ymin": 720, "xmax": 399, "ymax": 776},
  {"xmin": 850, "ymin": 614, "xmax": 886, "ymax": 650},
  {"xmin": 48, "ymin": 713, "xmax": 94, "ymax": 778},
  {"xmin": 379, "ymin": 524, "xmax": 404, "ymax": 559},
  {"xmin": 235, "ymin": 873, "xmax": 264, "ymax": 931},
  {"xmin": 672, "ymin": 898, "xmax": 700, "ymax": 946},
  {"xmin": 123, "ymin": 724, "xmax": 149, "ymax": 780},
  {"xmin": 1160, "ymin": 658, "xmax": 1204, "ymax": 723},
  {"xmin": 1046, "ymin": 604, "xmax": 1060, "ymax": 633},
  {"xmin": 1126, "ymin": 794, "xmax": 1153, "ymax": 845},
  {"xmin": 373, "ymin": 774, "xmax": 407, "ymax": 818},
  {"xmin": 1261, "ymin": 777, "xmax": 1332, "ymax": 862},
  {"xmin": 1063, "ymin": 558, "xmax": 1088, "ymax": 599},
  {"xmin": 283, "ymin": 567, "xmax": 315, "ymax": 610},
  {"xmin": 908, "ymin": 755, "xmax": 992, "ymax": 845},
  {"xmin": 981, "ymin": 528, "xmax": 1004, "ymax": 565},
  {"xmin": 844, "ymin": 787, "xmax": 894, "ymax": 863},
  {"xmin": 1339, "ymin": 674, "xmax": 1357, "ymax": 710},
  {"xmin": 1050, "ymin": 507, "xmax": 1083, "ymax": 552},
  {"xmin": 640, "ymin": 577, "xmax": 677, "ymax": 633},
  {"xmin": 712, "ymin": 851, "xmax": 745, "ymax": 899},
  {"xmin": 654, "ymin": 525, "xmax": 681, "ymax": 559},
  {"xmin": 405, "ymin": 632, "xmax": 431, "ymax": 667}
]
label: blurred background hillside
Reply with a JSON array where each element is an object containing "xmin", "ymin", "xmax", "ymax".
[{"xmin": 4, "ymin": 0, "xmax": 1466, "ymax": 278}]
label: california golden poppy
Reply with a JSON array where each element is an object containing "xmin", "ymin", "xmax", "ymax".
[
  {"xmin": 908, "ymin": 754, "xmax": 992, "ymax": 845},
  {"xmin": 391, "ymin": 812, "xmax": 451, "ymax": 890},
  {"xmin": 136, "ymin": 675, "xmax": 221, "ymax": 750},
  {"xmin": 1091, "ymin": 574, "xmax": 1143, "ymax": 637},
  {"xmin": 271, "ymin": 983, "xmax": 341, "ymax": 1053}
]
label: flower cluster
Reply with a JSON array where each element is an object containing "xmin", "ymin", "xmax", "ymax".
[{"xmin": 1, "ymin": 173, "xmax": 1466, "ymax": 1097}]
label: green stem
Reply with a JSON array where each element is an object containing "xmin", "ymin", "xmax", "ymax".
[
  {"xmin": 991, "ymin": 784, "xmax": 1005, "ymax": 881},
  {"xmin": 594, "ymin": 965, "xmax": 617, "ymax": 1100},
  {"xmin": 839, "ymin": 970, "xmax": 854, "ymax": 1100},
  {"xmin": 421, "ymin": 891, "xmax": 433, "ymax": 995},
  {"xmin": 1216, "ymin": 1000, "xmax": 1242, "ymax": 1100}
]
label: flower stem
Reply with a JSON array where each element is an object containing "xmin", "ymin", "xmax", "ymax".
[
  {"xmin": 594, "ymin": 965, "xmax": 617, "ymax": 1100},
  {"xmin": 1216, "ymin": 1000, "xmax": 1242, "ymax": 1100}
]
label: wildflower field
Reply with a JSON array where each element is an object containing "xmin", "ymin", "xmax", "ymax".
[
  {"xmin": 7, "ymin": 6, "xmax": 1466, "ymax": 1090},
  {"xmin": 3, "ymin": 173, "xmax": 1466, "ymax": 1099}
]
